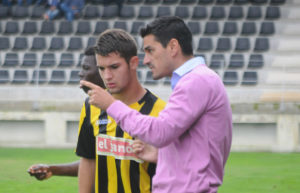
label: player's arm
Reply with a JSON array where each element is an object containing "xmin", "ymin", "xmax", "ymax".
[
  {"xmin": 132, "ymin": 139, "xmax": 158, "ymax": 163},
  {"xmin": 27, "ymin": 161, "xmax": 79, "ymax": 180},
  {"xmin": 78, "ymin": 157, "xmax": 95, "ymax": 193}
]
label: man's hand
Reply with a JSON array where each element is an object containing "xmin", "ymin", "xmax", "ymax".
[
  {"xmin": 27, "ymin": 164, "xmax": 52, "ymax": 181},
  {"xmin": 80, "ymin": 80, "xmax": 115, "ymax": 110},
  {"xmin": 132, "ymin": 139, "xmax": 158, "ymax": 163}
]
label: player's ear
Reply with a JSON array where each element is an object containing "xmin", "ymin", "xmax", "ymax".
[{"xmin": 129, "ymin": 56, "xmax": 139, "ymax": 70}]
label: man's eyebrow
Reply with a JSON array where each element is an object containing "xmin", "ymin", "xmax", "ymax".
[{"xmin": 144, "ymin": 46, "xmax": 151, "ymax": 51}]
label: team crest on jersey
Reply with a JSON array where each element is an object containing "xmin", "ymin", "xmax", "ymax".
[
  {"xmin": 96, "ymin": 134, "xmax": 143, "ymax": 163},
  {"xmin": 97, "ymin": 119, "xmax": 111, "ymax": 125}
]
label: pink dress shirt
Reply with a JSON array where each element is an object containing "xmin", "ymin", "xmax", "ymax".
[{"xmin": 107, "ymin": 57, "xmax": 232, "ymax": 193}]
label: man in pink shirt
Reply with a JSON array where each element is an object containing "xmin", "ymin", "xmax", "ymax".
[{"xmin": 81, "ymin": 16, "xmax": 232, "ymax": 193}]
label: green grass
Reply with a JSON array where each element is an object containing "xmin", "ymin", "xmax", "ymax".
[
  {"xmin": 0, "ymin": 148, "xmax": 78, "ymax": 193},
  {"xmin": 219, "ymin": 152, "xmax": 300, "ymax": 193},
  {"xmin": 0, "ymin": 148, "xmax": 300, "ymax": 193}
]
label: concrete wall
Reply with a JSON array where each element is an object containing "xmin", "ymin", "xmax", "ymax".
[{"xmin": 1, "ymin": 110, "xmax": 300, "ymax": 152}]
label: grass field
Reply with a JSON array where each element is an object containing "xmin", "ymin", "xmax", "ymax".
[{"xmin": 0, "ymin": 148, "xmax": 300, "ymax": 193}]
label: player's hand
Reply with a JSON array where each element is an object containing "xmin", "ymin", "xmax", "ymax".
[
  {"xmin": 27, "ymin": 164, "xmax": 52, "ymax": 181},
  {"xmin": 132, "ymin": 139, "xmax": 158, "ymax": 163},
  {"xmin": 80, "ymin": 80, "xmax": 115, "ymax": 110}
]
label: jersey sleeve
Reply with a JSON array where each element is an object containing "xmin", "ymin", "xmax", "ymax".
[{"xmin": 76, "ymin": 98, "xmax": 96, "ymax": 159}]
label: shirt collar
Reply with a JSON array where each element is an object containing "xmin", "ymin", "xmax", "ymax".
[{"xmin": 171, "ymin": 57, "xmax": 205, "ymax": 90}]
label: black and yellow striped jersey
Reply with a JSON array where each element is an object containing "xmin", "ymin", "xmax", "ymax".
[{"xmin": 76, "ymin": 90, "xmax": 166, "ymax": 193}]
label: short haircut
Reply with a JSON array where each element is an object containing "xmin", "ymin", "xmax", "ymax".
[
  {"xmin": 95, "ymin": 29, "xmax": 137, "ymax": 64},
  {"xmin": 84, "ymin": 46, "xmax": 96, "ymax": 56},
  {"xmin": 140, "ymin": 16, "xmax": 193, "ymax": 56}
]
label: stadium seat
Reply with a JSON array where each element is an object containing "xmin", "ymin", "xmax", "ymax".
[
  {"xmin": 137, "ymin": 70, "xmax": 143, "ymax": 82},
  {"xmin": 248, "ymin": 54, "xmax": 263, "ymax": 68},
  {"xmin": 156, "ymin": 6, "xmax": 171, "ymax": 17},
  {"xmin": 163, "ymin": 0, "xmax": 179, "ymax": 4},
  {"xmin": 210, "ymin": 6, "xmax": 226, "ymax": 20},
  {"xmin": 254, "ymin": 37, "xmax": 269, "ymax": 51},
  {"xmin": 83, "ymin": 5, "xmax": 100, "ymax": 19},
  {"xmin": 223, "ymin": 71, "xmax": 238, "ymax": 85},
  {"xmin": 216, "ymin": 37, "xmax": 231, "ymax": 52},
  {"xmin": 210, "ymin": 54, "xmax": 225, "ymax": 69},
  {"xmin": 68, "ymin": 70, "xmax": 80, "ymax": 84},
  {"xmin": 40, "ymin": 53, "xmax": 56, "ymax": 67},
  {"xmin": 31, "ymin": 70, "xmax": 47, "ymax": 84},
  {"xmin": 229, "ymin": 54, "xmax": 244, "ymax": 68},
  {"xmin": 4, "ymin": 21, "xmax": 19, "ymax": 34},
  {"xmin": 216, "ymin": 0, "xmax": 232, "ymax": 4},
  {"xmin": 12, "ymin": 70, "xmax": 28, "ymax": 84},
  {"xmin": 77, "ymin": 53, "xmax": 84, "ymax": 68},
  {"xmin": 131, "ymin": 21, "xmax": 146, "ymax": 35},
  {"xmin": 241, "ymin": 22, "xmax": 256, "ymax": 35},
  {"xmin": 22, "ymin": 21, "xmax": 37, "ymax": 35},
  {"xmin": 31, "ymin": 37, "xmax": 46, "ymax": 50},
  {"xmin": 0, "ymin": 37, "xmax": 10, "ymax": 50},
  {"xmin": 260, "ymin": 22, "xmax": 275, "ymax": 35},
  {"xmin": 192, "ymin": 6, "xmax": 207, "ymax": 19},
  {"xmin": 49, "ymin": 37, "xmax": 64, "ymax": 51},
  {"xmin": 13, "ymin": 37, "xmax": 28, "ymax": 50},
  {"xmin": 198, "ymin": 0, "xmax": 214, "ymax": 4},
  {"xmin": 76, "ymin": 21, "xmax": 91, "ymax": 35},
  {"xmin": 113, "ymin": 21, "xmax": 128, "ymax": 32},
  {"xmin": 204, "ymin": 21, "xmax": 219, "ymax": 35},
  {"xmin": 0, "ymin": 5, "xmax": 10, "ymax": 19},
  {"xmin": 12, "ymin": 5, "xmax": 29, "ymax": 19},
  {"xmin": 187, "ymin": 21, "xmax": 201, "ymax": 35},
  {"xmin": 138, "ymin": 6, "xmax": 154, "ymax": 19},
  {"xmin": 251, "ymin": 0, "xmax": 267, "ymax": 4},
  {"xmin": 242, "ymin": 71, "xmax": 257, "ymax": 85},
  {"xmin": 265, "ymin": 6, "xmax": 280, "ymax": 20},
  {"xmin": 145, "ymin": 0, "xmax": 161, "ymax": 4},
  {"xmin": 175, "ymin": 6, "xmax": 190, "ymax": 19},
  {"xmin": 22, "ymin": 53, "xmax": 37, "ymax": 67},
  {"xmin": 40, "ymin": 21, "xmax": 55, "ymax": 34},
  {"xmin": 127, "ymin": 0, "xmax": 143, "ymax": 4},
  {"xmin": 247, "ymin": 6, "xmax": 262, "ymax": 20},
  {"xmin": 90, "ymin": 0, "xmax": 105, "ymax": 4},
  {"xmin": 223, "ymin": 22, "xmax": 238, "ymax": 35},
  {"xmin": 0, "ymin": 70, "xmax": 10, "ymax": 84},
  {"xmin": 49, "ymin": 70, "xmax": 66, "ymax": 84},
  {"xmin": 119, "ymin": 5, "xmax": 135, "ymax": 18},
  {"xmin": 102, "ymin": 5, "xmax": 119, "ymax": 18},
  {"xmin": 145, "ymin": 71, "xmax": 159, "ymax": 85},
  {"xmin": 31, "ymin": 5, "xmax": 46, "ymax": 19},
  {"xmin": 234, "ymin": 0, "xmax": 248, "ymax": 4},
  {"xmin": 228, "ymin": 6, "xmax": 244, "ymax": 20},
  {"xmin": 270, "ymin": 0, "xmax": 286, "ymax": 5},
  {"xmin": 57, "ymin": 21, "xmax": 73, "ymax": 35},
  {"xmin": 59, "ymin": 53, "xmax": 74, "ymax": 67},
  {"xmin": 163, "ymin": 76, "xmax": 171, "ymax": 85},
  {"xmin": 68, "ymin": 37, "xmax": 83, "ymax": 51},
  {"xmin": 3, "ymin": 53, "xmax": 19, "ymax": 67},
  {"xmin": 235, "ymin": 37, "xmax": 250, "ymax": 51},
  {"xmin": 197, "ymin": 38, "xmax": 213, "ymax": 52},
  {"xmin": 94, "ymin": 21, "xmax": 109, "ymax": 35},
  {"xmin": 180, "ymin": 0, "xmax": 196, "ymax": 4},
  {"xmin": 137, "ymin": 53, "xmax": 145, "ymax": 68},
  {"xmin": 87, "ymin": 37, "xmax": 97, "ymax": 48},
  {"xmin": 22, "ymin": 21, "xmax": 38, "ymax": 34}
]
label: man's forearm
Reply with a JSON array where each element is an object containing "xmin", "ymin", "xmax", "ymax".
[{"xmin": 49, "ymin": 161, "xmax": 80, "ymax": 176}]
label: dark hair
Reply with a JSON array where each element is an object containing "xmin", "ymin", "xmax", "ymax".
[
  {"xmin": 84, "ymin": 46, "xmax": 96, "ymax": 56},
  {"xmin": 95, "ymin": 29, "xmax": 137, "ymax": 64},
  {"xmin": 140, "ymin": 16, "xmax": 193, "ymax": 56}
]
